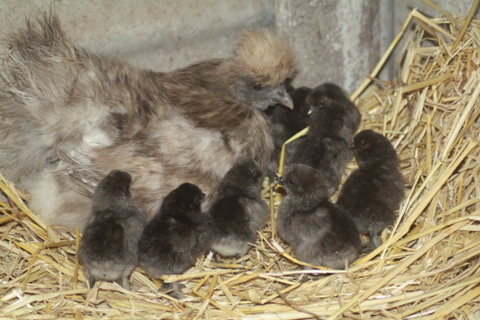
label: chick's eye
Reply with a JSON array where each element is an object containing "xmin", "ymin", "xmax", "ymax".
[
  {"xmin": 288, "ymin": 179, "xmax": 296, "ymax": 185},
  {"xmin": 356, "ymin": 145, "xmax": 364, "ymax": 152},
  {"xmin": 253, "ymin": 83, "xmax": 263, "ymax": 90},
  {"xmin": 195, "ymin": 193, "xmax": 205, "ymax": 204}
]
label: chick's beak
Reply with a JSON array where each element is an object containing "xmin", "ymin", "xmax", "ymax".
[
  {"xmin": 275, "ymin": 176, "xmax": 285, "ymax": 185},
  {"xmin": 348, "ymin": 144, "xmax": 356, "ymax": 153},
  {"xmin": 308, "ymin": 104, "xmax": 314, "ymax": 115},
  {"xmin": 272, "ymin": 85, "xmax": 294, "ymax": 110}
]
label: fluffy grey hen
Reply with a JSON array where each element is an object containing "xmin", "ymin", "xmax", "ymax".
[
  {"xmin": 336, "ymin": 130, "xmax": 404, "ymax": 251},
  {"xmin": 276, "ymin": 164, "xmax": 361, "ymax": 269},
  {"xmin": 78, "ymin": 170, "xmax": 146, "ymax": 290},
  {"xmin": 209, "ymin": 157, "xmax": 269, "ymax": 260},
  {"xmin": 0, "ymin": 13, "xmax": 296, "ymax": 229},
  {"xmin": 138, "ymin": 183, "xmax": 213, "ymax": 298},
  {"xmin": 289, "ymin": 100, "xmax": 350, "ymax": 195}
]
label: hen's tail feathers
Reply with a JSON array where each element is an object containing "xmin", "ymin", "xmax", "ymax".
[
  {"xmin": 0, "ymin": 12, "xmax": 119, "ymax": 183},
  {"xmin": 0, "ymin": 13, "xmax": 75, "ymax": 182}
]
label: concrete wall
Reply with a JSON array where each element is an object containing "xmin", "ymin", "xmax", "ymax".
[
  {"xmin": 0, "ymin": 0, "xmax": 275, "ymax": 71},
  {"xmin": 275, "ymin": 0, "xmax": 478, "ymax": 92},
  {"xmin": 0, "ymin": 0, "xmax": 477, "ymax": 94},
  {"xmin": 275, "ymin": 0, "xmax": 384, "ymax": 92}
]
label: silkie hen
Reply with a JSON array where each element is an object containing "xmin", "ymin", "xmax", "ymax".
[{"xmin": 0, "ymin": 13, "xmax": 296, "ymax": 229}]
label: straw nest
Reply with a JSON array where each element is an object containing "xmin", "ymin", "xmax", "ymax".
[{"xmin": 2, "ymin": 5, "xmax": 480, "ymax": 319}]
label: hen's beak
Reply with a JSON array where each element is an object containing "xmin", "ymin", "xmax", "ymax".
[{"xmin": 272, "ymin": 85, "xmax": 294, "ymax": 110}]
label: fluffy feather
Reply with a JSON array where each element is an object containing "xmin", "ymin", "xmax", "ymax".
[
  {"xmin": 78, "ymin": 170, "xmax": 146, "ymax": 289},
  {"xmin": 276, "ymin": 164, "xmax": 361, "ymax": 269},
  {"xmin": 0, "ymin": 13, "xmax": 296, "ymax": 229},
  {"xmin": 336, "ymin": 130, "xmax": 405, "ymax": 250}
]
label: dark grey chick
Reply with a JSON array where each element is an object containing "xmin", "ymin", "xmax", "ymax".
[
  {"xmin": 337, "ymin": 130, "xmax": 404, "ymax": 251},
  {"xmin": 266, "ymin": 86, "xmax": 312, "ymax": 179},
  {"xmin": 210, "ymin": 157, "xmax": 269, "ymax": 260},
  {"xmin": 138, "ymin": 183, "xmax": 213, "ymax": 298},
  {"xmin": 306, "ymin": 82, "xmax": 361, "ymax": 142},
  {"xmin": 79, "ymin": 170, "xmax": 146, "ymax": 290},
  {"xmin": 266, "ymin": 86, "xmax": 311, "ymax": 149},
  {"xmin": 289, "ymin": 100, "xmax": 350, "ymax": 195},
  {"xmin": 276, "ymin": 164, "xmax": 361, "ymax": 269}
]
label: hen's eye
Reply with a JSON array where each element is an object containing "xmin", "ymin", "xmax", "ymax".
[
  {"xmin": 288, "ymin": 179, "xmax": 296, "ymax": 185},
  {"xmin": 253, "ymin": 83, "xmax": 263, "ymax": 90}
]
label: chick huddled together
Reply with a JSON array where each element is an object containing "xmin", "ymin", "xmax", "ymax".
[
  {"xmin": 80, "ymin": 159, "xmax": 268, "ymax": 297},
  {"xmin": 0, "ymin": 13, "xmax": 405, "ymax": 294},
  {"xmin": 271, "ymin": 84, "xmax": 405, "ymax": 268}
]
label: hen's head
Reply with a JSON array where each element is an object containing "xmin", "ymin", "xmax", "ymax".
[{"xmin": 231, "ymin": 29, "xmax": 296, "ymax": 111}]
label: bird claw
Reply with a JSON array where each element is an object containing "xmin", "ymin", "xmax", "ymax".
[{"xmin": 171, "ymin": 282, "xmax": 186, "ymax": 300}]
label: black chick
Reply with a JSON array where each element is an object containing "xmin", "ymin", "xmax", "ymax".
[
  {"xmin": 78, "ymin": 170, "xmax": 146, "ymax": 290},
  {"xmin": 265, "ymin": 86, "xmax": 312, "ymax": 179},
  {"xmin": 306, "ymin": 82, "xmax": 361, "ymax": 142},
  {"xmin": 336, "ymin": 130, "xmax": 404, "ymax": 251},
  {"xmin": 209, "ymin": 157, "xmax": 269, "ymax": 260},
  {"xmin": 289, "ymin": 99, "xmax": 350, "ymax": 195},
  {"xmin": 266, "ymin": 86, "xmax": 312, "ymax": 149},
  {"xmin": 276, "ymin": 164, "xmax": 361, "ymax": 269},
  {"xmin": 138, "ymin": 183, "xmax": 213, "ymax": 298}
]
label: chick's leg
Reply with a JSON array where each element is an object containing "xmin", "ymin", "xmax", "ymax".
[
  {"xmin": 88, "ymin": 275, "xmax": 97, "ymax": 289},
  {"xmin": 172, "ymin": 282, "xmax": 186, "ymax": 300},
  {"xmin": 119, "ymin": 275, "xmax": 130, "ymax": 291}
]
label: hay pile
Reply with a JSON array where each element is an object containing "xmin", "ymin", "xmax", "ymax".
[{"xmin": 1, "ymin": 5, "xmax": 480, "ymax": 319}]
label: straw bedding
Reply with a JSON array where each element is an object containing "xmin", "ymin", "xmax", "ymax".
[{"xmin": 1, "ymin": 4, "xmax": 480, "ymax": 319}]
